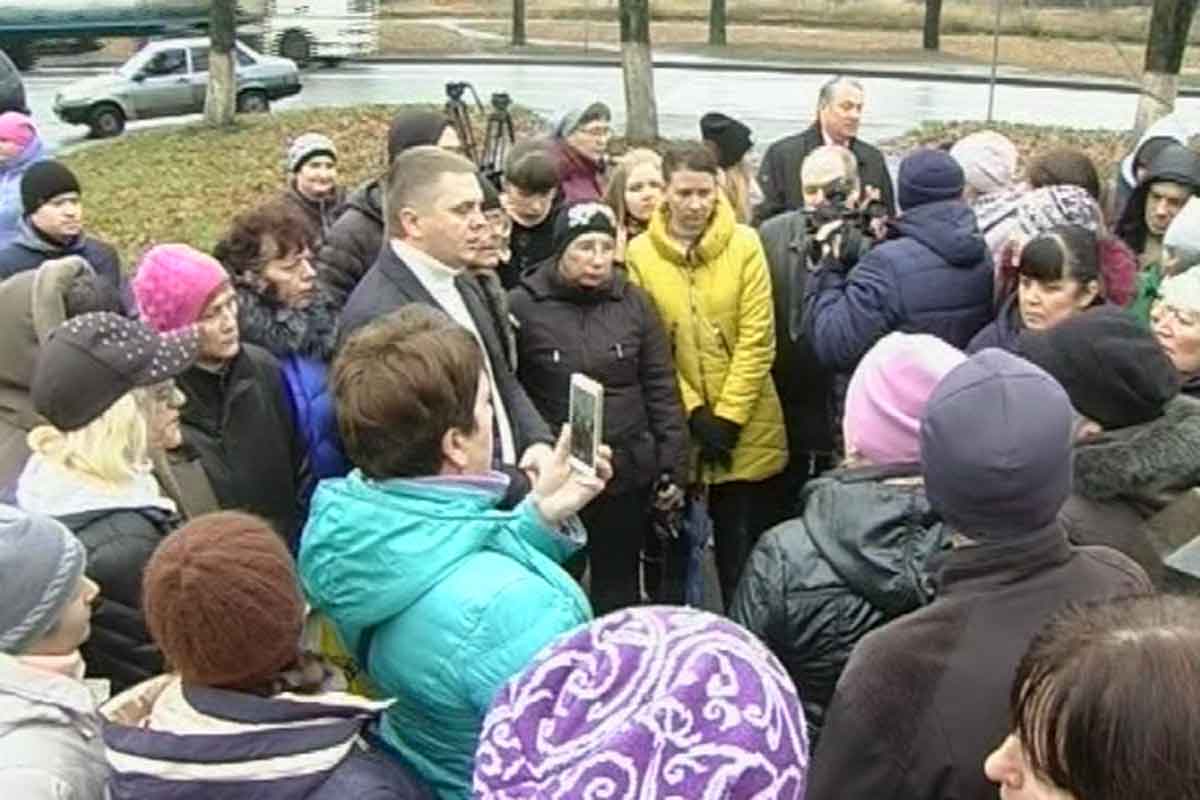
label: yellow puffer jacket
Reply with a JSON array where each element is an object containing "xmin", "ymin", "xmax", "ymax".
[{"xmin": 626, "ymin": 195, "xmax": 787, "ymax": 485}]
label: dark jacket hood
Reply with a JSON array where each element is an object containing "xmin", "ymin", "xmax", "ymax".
[
  {"xmin": 343, "ymin": 179, "xmax": 383, "ymax": 226},
  {"xmin": 12, "ymin": 215, "xmax": 81, "ymax": 256},
  {"xmin": 891, "ymin": 200, "xmax": 987, "ymax": 268},
  {"xmin": 1118, "ymin": 145, "xmax": 1200, "ymax": 252},
  {"xmin": 1074, "ymin": 394, "xmax": 1200, "ymax": 508},
  {"xmin": 801, "ymin": 464, "xmax": 946, "ymax": 611}
]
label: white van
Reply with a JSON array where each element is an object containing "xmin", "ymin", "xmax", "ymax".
[{"xmin": 260, "ymin": 0, "xmax": 379, "ymax": 66}]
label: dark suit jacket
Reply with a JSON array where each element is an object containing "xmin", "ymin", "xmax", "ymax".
[
  {"xmin": 339, "ymin": 243, "xmax": 552, "ymax": 453},
  {"xmin": 755, "ymin": 123, "xmax": 896, "ymax": 225}
]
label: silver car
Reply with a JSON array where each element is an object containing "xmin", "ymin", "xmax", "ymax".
[{"xmin": 53, "ymin": 37, "xmax": 302, "ymax": 138}]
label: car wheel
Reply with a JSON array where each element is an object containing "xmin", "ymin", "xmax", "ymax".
[
  {"xmin": 279, "ymin": 29, "xmax": 311, "ymax": 66},
  {"xmin": 236, "ymin": 90, "xmax": 269, "ymax": 114},
  {"xmin": 88, "ymin": 104, "xmax": 125, "ymax": 138}
]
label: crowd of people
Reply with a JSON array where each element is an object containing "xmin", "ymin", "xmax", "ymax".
[{"xmin": 0, "ymin": 75, "xmax": 1199, "ymax": 799}]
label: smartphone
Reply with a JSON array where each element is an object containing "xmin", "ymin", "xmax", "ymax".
[{"xmin": 568, "ymin": 373, "xmax": 604, "ymax": 475}]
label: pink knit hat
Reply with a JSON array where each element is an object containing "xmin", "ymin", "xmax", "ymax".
[
  {"xmin": 0, "ymin": 112, "xmax": 35, "ymax": 150},
  {"xmin": 132, "ymin": 244, "xmax": 229, "ymax": 333},
  {"xmin": 843, "ymin": 332, "xmax": 966, "ymax": 465}
]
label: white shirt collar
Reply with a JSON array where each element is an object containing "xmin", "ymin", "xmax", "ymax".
[{"xmin": 391, "ymin": 239, "xmax": 460, "ymax": 286}]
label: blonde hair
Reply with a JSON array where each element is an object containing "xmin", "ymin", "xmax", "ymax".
[
  {"xmin": 27, "ymin": 391, "xmax": 151, "ymax": 485},
  {"xmin": 718, "ymin": 160, "xmax": 756, "ymax": 224},
  {"xmin": 605, "ymin": 148, "xmax": 663, "ymax": 229}
]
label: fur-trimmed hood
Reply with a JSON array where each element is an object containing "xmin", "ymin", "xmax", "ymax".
[{"xmin": 1074, "ymin": 395, "xmax": 1200, "ymax": 508}]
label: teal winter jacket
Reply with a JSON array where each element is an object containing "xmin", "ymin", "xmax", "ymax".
[{"xmin": 298, "ymin": 471, "xmax": 591, "ymax": 800}]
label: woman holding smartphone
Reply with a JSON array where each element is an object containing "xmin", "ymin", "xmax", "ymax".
[{"xmin": 509, "ymin": 201, "xmax": 689, "ymax": 613}]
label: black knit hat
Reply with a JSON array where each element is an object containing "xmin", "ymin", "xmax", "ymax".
[
  {"xmin": 1016, "ymin": 306, "xmax": 1180, "ymax": 430},
  {"xmin": 699, "ymin": 112, "xmax": 753, "ymax": 169},
  {"xmin": 387, "ymin": 109, "xmax": 450, "ymax": 163},
  {"xmin": 553, "ymin": 201, "xmax": 617, "ymax": 261},
  {"xmin": 32, "ymin": 312, "xmax": 200, "ymax": 431},
  {"xmin": 21, "ymin": 160, "xmax": 80, "ymax": 216}
]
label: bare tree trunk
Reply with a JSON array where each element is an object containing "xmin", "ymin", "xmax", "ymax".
[
  {"xmin": 923, "ymin": 0, "xmax": 943, "ymax": 50},
  {"xmin": 620, "ymin": 0, "xmax": 658, "ymax": 143},
  {"xmin": 512, "ymin": 0, "xmax": 527, "ymax": 46},
  {"xmin": 205, "ymin": 0, "xmax": 237, "ymax": 127},
  {"xmin": 708, "ymin": 0, "xmax": 727, "ymax": 46},
  {"xmin": 1135, "ymin": 0, "xmax": 1198, "ymax": 135}
]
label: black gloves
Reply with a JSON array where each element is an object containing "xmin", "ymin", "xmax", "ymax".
[{"xmin": 689, "ymin": 407, "xmax": 741, "ymax": 468}]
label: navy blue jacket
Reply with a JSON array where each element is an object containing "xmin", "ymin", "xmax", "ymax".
[
  {"xmin": 0, "ymin": 217, "xmax": 121, "ymax": 286},
  {"xmin": 804, "ymin": 200, "xmax": 994, "ymax": 371},
  {"xmin": 967, "ymin": 293, "xmax": 1022, "ymax": 354}
]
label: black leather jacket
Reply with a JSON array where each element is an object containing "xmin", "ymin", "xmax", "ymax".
[{"xmin": 729, "ymin": 464, "xmax": 947, "ymax": 740}]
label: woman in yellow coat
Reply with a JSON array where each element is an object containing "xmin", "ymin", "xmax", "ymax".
[{"xmin": 626, "ymin": 142, "xmax": 788, "ymax": 608}]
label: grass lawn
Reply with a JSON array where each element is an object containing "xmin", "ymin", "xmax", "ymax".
[
  {"xmin": 63, "ymin": 106, "xmax": 1171, "ymax": 267},
  {"xmin": 62, "ymin": 105, "xmax": 544, "ymax": 267}
]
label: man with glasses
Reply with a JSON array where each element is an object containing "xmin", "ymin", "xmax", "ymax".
[
  {"xmin": 552, "ymin": 102, "xmax": 611, "ymax": 203},
  {"xmin": 756, "ymin": 76, "xmax": 895, "ymax": 225}
]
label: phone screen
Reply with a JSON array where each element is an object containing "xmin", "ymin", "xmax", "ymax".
[{"xmin": 569, "ymin": 385, "xmax": 598, "ymax": 468}]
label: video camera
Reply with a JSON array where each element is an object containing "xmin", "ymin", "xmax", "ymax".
[{"xmin": 805, "ymin": 177, "xmax": 887, "ymax": 269}]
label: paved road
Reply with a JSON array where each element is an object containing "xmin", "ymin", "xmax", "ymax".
[{"xmin": 26, "ymin": 60, "xmax": 1200, "ymax": 153}]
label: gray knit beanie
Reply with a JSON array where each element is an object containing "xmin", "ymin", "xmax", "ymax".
[
  {"xmin": 0, "ymin": 505, "xmax": 86, "ymax": 655},
  {"xmin": 287, "ymin": 132, "xmax": 337, "ymax": 174}
]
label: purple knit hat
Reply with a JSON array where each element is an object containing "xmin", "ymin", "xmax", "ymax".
[
  {"xmin": 843, "ymin": 332, "xmax": 966, "ymax": 465},
  {"xmin": 132, "ymin": 244, "xmax": 229, "ymax": 333},
  {"xmin": 474, "ymin": 606, "xmax": 810, "ymax": 799}
]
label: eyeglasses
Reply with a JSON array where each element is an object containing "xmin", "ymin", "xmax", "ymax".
[{"xmin": 578, "ymin": 125, "xmax": 611, "ymax": 138}]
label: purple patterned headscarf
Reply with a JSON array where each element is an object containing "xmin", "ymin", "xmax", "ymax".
[{"xmin": 473, "ymin": 606, "xmax": 809, "ymax": 799}]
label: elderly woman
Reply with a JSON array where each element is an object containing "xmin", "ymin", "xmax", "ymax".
[
  {"xmin": 299, "ymin": 304, "xmax": 611, "ymax": 799},
  {"xmin": 604, "ymin": 147, "xmax": 663, "ymax": 264},
  {"xmin": 552, "ymin": 103, "xmax": 610, "ymax": 203},
  {"xmin": 133, "ymin": 244, "xmax": 310, "ymax": 545},
  {"xmin": 15, "ymin": 312, "xmax": 199, "ymax": 691},
  {"xmin": 214, "ymin": 199, "xmax": 346, "ymax": 482},
  {"xmin": 731, "ymin": 332, "xmax": 962, "ymax": 740},
  {"xmin": 101, "ymin": 511, "xmax": 432, "ymax": 799},
  {"xmin": 1153, "ymin": 268, "xmax": 1200, "ymax": 399},
  {"xmin": 0, "ymin": 505, "xmax": 106, "ymax": 798},
  {"xmin": 1019, "ymin": 306, "xmax": 1199, "ymax": 588},
  {"xmin": 986, "ymin": 594, "xmax": 1200, "ymax": 800},
  {"xmin": 968, "ymin": 224, "xmax": 1109, "ymax": 353},
  {"xmin": 509, "ymin": 201, "xmax": 687, "ymax": 613}
]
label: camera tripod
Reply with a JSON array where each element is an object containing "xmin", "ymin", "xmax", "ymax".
[
  {"xmin": 444, "ymin": 81, "xmax": 484, "ymax": 166},
  {"xmin": 444, "ymin": 82, "xmax": 517, "ymax": 186}
]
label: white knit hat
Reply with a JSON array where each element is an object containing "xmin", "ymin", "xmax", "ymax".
[
  {"xmin": 1160, "ymin": 269, "xmax": 1200, "ymax": 314},
  {"xmin": 1164, "ymin": 196, "xmax": 1200, "ymax": 268},
  {"xmin": 950, "ymin": 130, "xmax": 1019, "ymax": 196}
]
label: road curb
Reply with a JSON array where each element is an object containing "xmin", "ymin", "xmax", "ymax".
[{"xmin": 32, "ymin": 52, "xmax": 1200, "ymax": 97}]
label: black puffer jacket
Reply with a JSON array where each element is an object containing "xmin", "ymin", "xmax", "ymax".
[
  {"xmin": 729, "ymin": 464, "xmax": 946, "ymax": 739},
  {"xmin": 509, "ymin": 260, "xmax": 688, "ymax": 494},
  {"xmin": 315, "ymin": 179, "xmax": 384, "ymax": 308},
  {"xmin": 280, "ymin": 183, "xmax": 346, "ymax": 251},
  {"xmin": 177, "ymin": 344, "xmax": 310, "ymax": 545},
  {"xmin": 61, "ymin": 506, "xmax": 177, "ymax": 693}
]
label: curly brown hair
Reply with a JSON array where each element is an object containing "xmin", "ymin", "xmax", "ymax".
[{"xmin": 213, "ymin": 200, "xmax": 312, "ymax": 280}]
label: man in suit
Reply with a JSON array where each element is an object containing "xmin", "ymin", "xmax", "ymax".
[
  {"xmin": 755, "ymin": 76, "xmax": 895, "ymax": 225},
  {"xmin": 340, "ymin": 146, "xmax": 554, "ymax": 484}
]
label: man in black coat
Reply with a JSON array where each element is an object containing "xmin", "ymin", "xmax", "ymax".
[
  {"xmin": 340, "ymin": 146, "xmax": 554, "ymax": 482},
  {"xmin": 1115, "ymin": 142, "xmax": 1200, "ymax": 270},
  {"xmin": 755, "ymin": 76, "xmax": 896, "ymax": 225}
]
